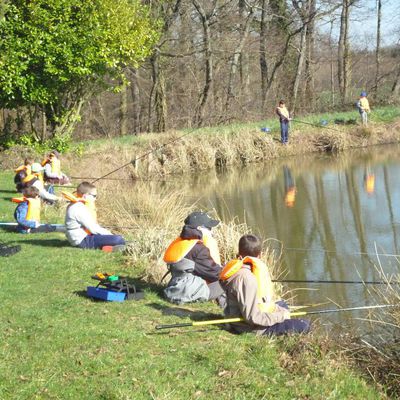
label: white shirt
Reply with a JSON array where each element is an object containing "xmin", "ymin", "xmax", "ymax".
[{"xmin": 65, "ymin": 202, "xmax": 111, "ymax": 246}]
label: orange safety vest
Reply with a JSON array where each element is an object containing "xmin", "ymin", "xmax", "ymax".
[
  {"xmin": 42, "ymin": 158, "xmax": 61, "ymax": 175},
  {"xmin": 277, "ymin": 105, "xmax": 290, "ymax": 120},
  {"xmin": 15, "ymin": 165, "xmax": 32, "ymax": 175},
  {"xmin": 359, "ymin": 97, "xmax": 370, "ymax": 112},
  {"xmin": 164, "ymin": 234, "xmax": 221, "ymax": 265},
  {"xmin": 62, "ymin": 192, "xmax": 97, "ymax": 234},
  {"xmin": 220, "ymin": 256, "xmax": 276, "ymax": 313},
  {"xmin": 12, "ymin": 197, "xmax": 41, "ymax": 222}
]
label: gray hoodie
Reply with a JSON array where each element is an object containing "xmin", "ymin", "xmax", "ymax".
[{"xmin": 220, "ymin": 265, "xmax": 289, "ymax": 335}]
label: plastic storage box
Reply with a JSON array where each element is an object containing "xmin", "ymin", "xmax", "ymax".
[{"xmin": 86, "ymin": 286, "xmax": 126, "ymax": 302}]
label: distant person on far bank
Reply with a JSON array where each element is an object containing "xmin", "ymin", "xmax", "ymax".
[
  {"xmin": 275, "ymin": 100, "xmax": 292, "ymax": 144},
  {"xmin": 356, "ymin": 92, "xmax": 370, "ymax": 126}
]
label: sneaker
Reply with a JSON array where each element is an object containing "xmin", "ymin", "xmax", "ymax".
[
  {"xmin": 0, "ymin": 243, "xmax": 21, "ymax": 257},
  {"xmin": 102, "ymin": 245, "xmax": 126, "ymax": 253}
]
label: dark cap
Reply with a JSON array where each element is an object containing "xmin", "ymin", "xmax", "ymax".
[{"xmin": 184, "ymin": 211, "xmax": 219, "ymax": 229}]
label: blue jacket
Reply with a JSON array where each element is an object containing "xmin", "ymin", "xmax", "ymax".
[{"xmin": 14, "ymin": 201, "xmax": 36, "ymax": 233}]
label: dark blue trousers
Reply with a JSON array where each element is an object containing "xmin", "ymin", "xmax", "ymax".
[
  {"xmin": 78, "ymin": 234, "xmax": 125, "ymax": 249},
  {"xmin": 280, "ymin": 120, "xmax": 289, "ymax": 144},
  {"xmin": 263, "ymin": 300, "xmax": 311, "ymax": 336}
]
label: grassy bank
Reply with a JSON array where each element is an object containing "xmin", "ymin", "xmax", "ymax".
[
  {"xmin": 1, "ymin": 106, "xmax": 400, "ymax": 180},
  {"xmin": 0, "ymin": 171, "xmax": 391, "ymax": 399}
]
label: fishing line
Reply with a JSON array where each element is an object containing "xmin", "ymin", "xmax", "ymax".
[
  {"xmin": 90, "ymin": 128, "xmax": 198, "ymax": 184},
  {"xmin": 293, "ymin": 118, "xmax": 341, "ymax": 133},
  {"xmin": 284, "ymin": 247, "xmax": 400, "ymax": 258}
]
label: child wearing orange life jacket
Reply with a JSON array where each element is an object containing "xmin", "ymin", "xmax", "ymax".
[
  {"xmin": 356, "ymin": 91, "xmax": 371, "ymax": 126},
  {"xmin": 12, "ymin": 187, "xmax": 56, "ymax": 233},
  {"xmin": 41, "ymin": 150, "xmax": 70, "ymax": 185},
  {"xmin": 220, "ymin": 234, "xmax": 311, "ymax": 336},
  {"xmin": 14, "ymin": 157, "xmax": 34, "ymax": 192},
  {"xmin": 64, "ymin": 182, "xmax": 125, "ymax": 250},
  {"xmin": 163, "ymin": 211, "xmax": 225, "ymax": 305},
  {"xmin": 276, "ymin": 99, "xmax": 292, "ymax": 144},
  {"xmin": 20, "ymin": 163, "xmax": 61, "ymax": 204}
]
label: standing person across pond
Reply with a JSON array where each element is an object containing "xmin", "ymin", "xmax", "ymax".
[
  {"xmin": 163, "ymin": 211, "xmax": 225, "ymax": 305},
  {"xmin": 356, "ymin": 91, "xmax": 371, "ymax": 126},
  {"xmin": 276, "ymin": 100, "xmax": 292, "ymax": 144}
]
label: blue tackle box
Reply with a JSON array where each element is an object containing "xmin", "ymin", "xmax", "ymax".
[{"xmin": 86, "ymin": 286, "xmax": 126, "ymax": 302}]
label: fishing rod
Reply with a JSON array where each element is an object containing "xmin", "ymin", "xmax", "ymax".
[
  {"xmin": 292, "ymin": 118, "xmax": 340, "ymax": 133},
  {"xmin": 155, "ymin": 304, "xmax": 399, "ymax": 330},
  {"xmin": 0, "ymin": 222, "xmax": 64, "ymax": 227},
  {"xmin": 91, "ymin": 128, "xmax": 197, "ymax": 184},
  {"xmin": 0, "ymin": 222, "xmax": 142, "ymax": 230},
  {"xmin": 274, "ymin": 279, "xmax": 400, "ymax": 285},
  {"xmin": 284, "ymin": 247, "xmax": 400, "ymax": 258}
]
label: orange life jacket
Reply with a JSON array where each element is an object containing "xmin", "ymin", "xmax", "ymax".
[
  {"xmin": 62, "ymin": 191, "xmax": 97, "ymax": 234},
  {"xmin": 220, "ymin": 256, "xmax": 276, "ymax": 313},
  {"xmin": 277, "ymin": 105, "xmax": 290, "ymax": 120},
  {"xmin": 164, "ymin": 234, "xmax": 221, "ymax": 265},
  {"xmin": 359, "ymin": 97, "xmax": 370, "ymax": 112},
  {"xmin": 12, "ymin": 197, "xmax": 41, "ymax": 223},
  {"xmin": 42, "ymin": 157, "xmax": 61, "ymax": 175},
  {"xmin": 15, "ymin": 165, "xmax": 32, "ymax": 175}
]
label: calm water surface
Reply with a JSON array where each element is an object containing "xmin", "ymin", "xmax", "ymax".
[{"xmin": 166, "ymin": 144, "xmax": 400, "ymax": 331}]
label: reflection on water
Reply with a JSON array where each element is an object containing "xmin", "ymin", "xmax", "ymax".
[{"xmin": 160, "ymin": 145, "xmax": 400, "ymax": 331}]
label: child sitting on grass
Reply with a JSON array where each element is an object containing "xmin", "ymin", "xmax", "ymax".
[
  {"xmin": 64, "ymin": 182, "xmax": 125, "ymax": 251},
  {"xmin": 12, "ymin": 187, "xmax": 57, "ymax": 233},
  {"xmin": 14, "ymin": 157, "xmax": 34, "ymax": 192},
  {"xmin": 220, "ymin": 234, "xmax": 311, "ymax": 336}
]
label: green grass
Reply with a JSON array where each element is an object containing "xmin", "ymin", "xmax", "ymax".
[{"xmin": 0, "ymin": 172, "xmax": 386, "ymax": 399}]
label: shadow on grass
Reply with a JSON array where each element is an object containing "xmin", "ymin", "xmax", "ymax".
[
  {"xmin": 11, "ymin": 238, "xmax": 71, "ymax": 247},
  {"xmin": 147, "ymin": 302, "xmax": 220, "ymax": 321},
  {"xmin": 0, "ymin": 189, "xmax": 17, "ymax": 194}
]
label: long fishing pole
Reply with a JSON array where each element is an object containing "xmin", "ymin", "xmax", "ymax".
[
  {"xmin": 274, "ymin": 279, "xmax": 400, "ymax": 285},
  {"xmin": 0, "ymin": 222, "xmax": 142, "ymax": 230},
  {"xmin": 292, "ymin": 118, "xmax": 340, "ymax": 133},
  {"xmin": 0, "ymin": 222, "xmax": 64, "ymax": 227},
  {"xmin": 284, "ymin": 247, "xmax": 400, "ymax": 258},
  {"xmin": 91, "ymin": 129, "xmax": 197, "ymax": 184},
  {"xmin": 155, "ymin": 304, "xmax": 399, "ymax": 330}
]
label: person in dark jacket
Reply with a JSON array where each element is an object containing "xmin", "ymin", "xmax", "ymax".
[{"xmin": 163, "ymin": 211, "xmax": 225, "ymax": 305}]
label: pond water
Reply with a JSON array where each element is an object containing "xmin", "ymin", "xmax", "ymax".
[{"xmin": 166, "ymin": 144, "xmax": 400, "ymax": 332}]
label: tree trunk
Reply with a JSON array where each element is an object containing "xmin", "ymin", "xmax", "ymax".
[
  {"xmin": 259, "ymin": 0, "xmax": 269, "ymax": 113},
  {"xmin": 225, "ymin": 7, "xmax": 254, "ymax": 114},
  {"xmin": 391, "ymin": 66, "xmax": 400, "ymax": 101},
  {"xmin": 304, "ymin": 0, "xmax": 316, "ymax": 110},
  {"xmin": 338, "ymin": 0, "xmax": 351, "ymax": 106},
  {"xmin": 119, "ymin": 82, "xmax": 128, "ymax": 136},
  {"xmin": 130, "ymin": 68, "xmax": 141, "ymax": 134},
  {"xmin": 373, "ymin": 0, "xmax": 382, "ymax": 100},
  {"xmin": 192, "ymin": 0, "xmax": 214, "ymax": 127},
  {"xmin": 291, "ymin": 25, "xmax": 308, "ymax": 114}
]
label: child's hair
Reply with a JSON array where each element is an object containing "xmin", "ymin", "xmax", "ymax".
[
  {"xmin": 24, "ymin": 158, "xmax": 34, "ymax": 166},
  {"xmin": 76, "ymin": 182, "xmax": 96, "ymax": 195},
  {"xmin": 238, "ymin": 234, "xmax": 262, "ymax": 257},
  {"xmin": 279, "ymin": 100, "xmax": 285, "ymax": 105},
  {"xmin": 23, "ymin": 186, "xmax": 39, "ymax": 198}
]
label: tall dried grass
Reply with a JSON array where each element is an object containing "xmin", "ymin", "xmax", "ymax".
[
  {"xmin": 98, "ymin": 182, "xmax": 283, "ymax": 296},
  {"xmin": 348, "ymin": 259, "xmax": 400, "ymax": 397}
]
